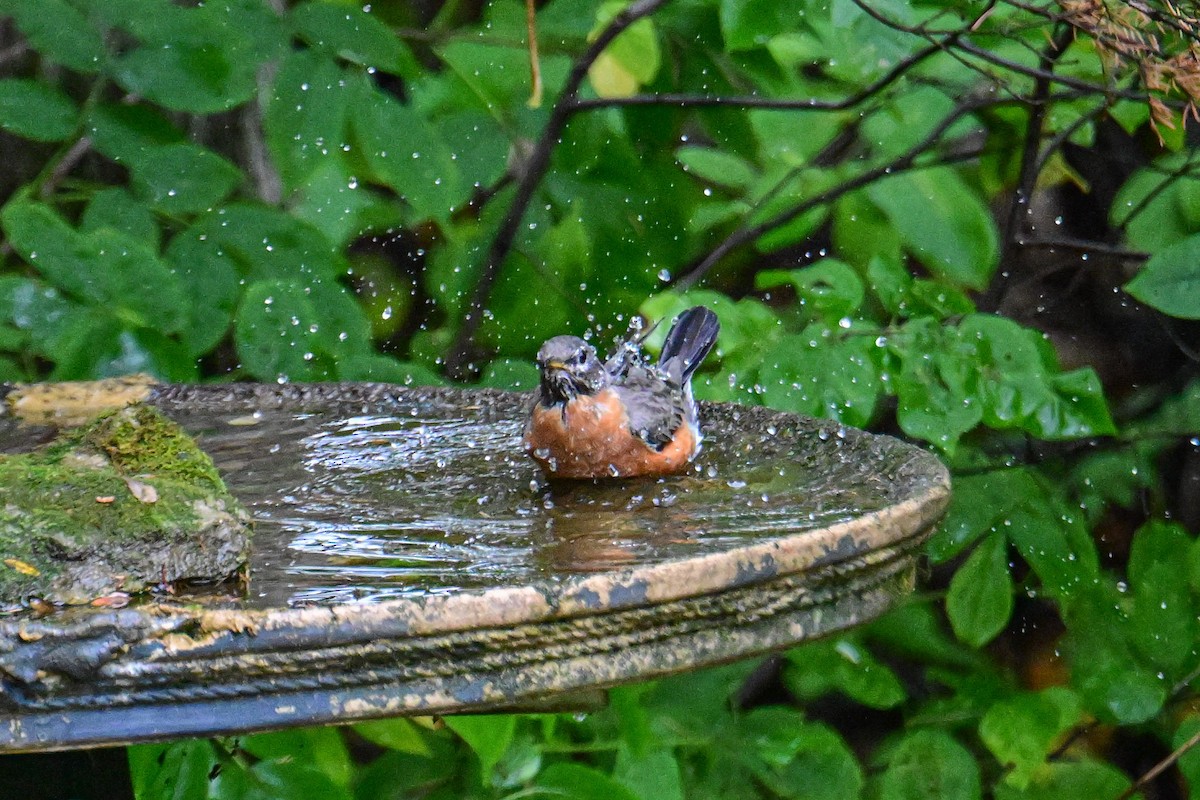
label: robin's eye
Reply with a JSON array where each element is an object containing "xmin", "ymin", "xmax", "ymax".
[{"xmin": 573, "ymin": 351, "xmax": 588, "ymax": 365}]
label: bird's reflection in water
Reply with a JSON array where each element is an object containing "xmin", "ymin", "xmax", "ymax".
[{"xmin": 532, "ymin": 476, "xmax": 707, "ymax": 574}]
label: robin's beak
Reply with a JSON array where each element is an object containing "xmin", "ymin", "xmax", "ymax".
[{"xmin": 541, "ymin": 360, "xmax": 568, "ymax": 372}]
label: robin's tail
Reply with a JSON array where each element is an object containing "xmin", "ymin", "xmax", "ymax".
[{"xmin": 659, "ymin": 306, "xmax": 719, "ymax": 383}]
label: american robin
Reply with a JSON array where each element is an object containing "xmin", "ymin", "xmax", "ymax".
[{"xmin": 523, "ymin": 306, "xmax": 720, "ymax": 479}]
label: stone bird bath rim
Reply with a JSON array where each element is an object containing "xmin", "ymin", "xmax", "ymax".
[{"xmin": 0, "ymin": 380, "xmax": 950, "ymax": 751}]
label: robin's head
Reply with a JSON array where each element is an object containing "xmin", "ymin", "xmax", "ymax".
[{"xmin": 536, "ymin": 335, "xmax": 608, "ymax": 403}]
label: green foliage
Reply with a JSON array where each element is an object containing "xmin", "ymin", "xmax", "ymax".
[{"xmin": 1, "ymin": 0, "xmax": 1197, "ymax": 797}]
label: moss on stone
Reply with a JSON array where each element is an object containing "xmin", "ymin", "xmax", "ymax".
[{"xmin": 0, "ymin": 404, "xmax": 251, "ymax": 605}]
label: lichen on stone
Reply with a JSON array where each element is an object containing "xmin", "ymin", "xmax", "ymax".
[{"xmin": 0, "ymin": 404, "xmax": 251, "ymax": 605}]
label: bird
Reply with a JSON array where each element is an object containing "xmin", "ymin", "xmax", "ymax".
[{"xmin": 523, "ymin": 306, "xmax": 720, "ymax": 479}]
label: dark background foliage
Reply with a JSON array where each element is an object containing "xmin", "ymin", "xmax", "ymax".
[{"xmin": 2, "ymin": 0, "xmax": 1200, "ymax": 797}]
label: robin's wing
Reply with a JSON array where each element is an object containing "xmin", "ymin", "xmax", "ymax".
[
  {"xmin": 659, "ymin": 306, "xmax": 719, "ymax": 383},
  {"xmin": 614, "ymin": 366, "xmax": 686, "ymax": 450}
]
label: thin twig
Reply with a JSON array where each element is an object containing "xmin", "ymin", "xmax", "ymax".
[
  {"xmin": 568, "ymin": 38, "xmax": 949, "ymax": 113},
  {"xmin": 1015, "ymin": 236, "xmax": 1149, "ymax": 260},
  {"xmin": 37, "ymin": 136, "xmax": 92, "ymax": 200},
  {"xmin": 444, "ymin": 0, "xmax": 673, "ymax": 378},
  {"xmin": 569, "ymin": 2, "xmax": 996, "ymax": 115},
  {"xmin": 525, "ymin": 0, "xmax": 543, "ymax": 108},
  {"xmin": 1114, "ymin": 724, "xmax": 1200, "ymax": 800}
]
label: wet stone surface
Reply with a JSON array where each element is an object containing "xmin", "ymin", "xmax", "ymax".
[{"xmin": 0, "ymin": 384, "xmax": 934, "ymax": 609}]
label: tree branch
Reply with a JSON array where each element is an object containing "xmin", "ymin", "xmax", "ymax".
[
  {"xmin": 675, "ymin": 98, "xmax": 993, "ymax": 290},
  {"xmin": 567, "ymin": 38, "xmax": 948, "ymax": 113},
  {"xmin": 444, "ymin": 0, "xmax": 672, "ymax": 379},
  {"xmin": 999, "ymin": 24, "xmax": 1073, "ymax": 269}
]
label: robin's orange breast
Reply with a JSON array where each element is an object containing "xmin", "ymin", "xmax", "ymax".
[{"xmin": 523, "ymin": 387, "xmax": 698, "ymax": 479}]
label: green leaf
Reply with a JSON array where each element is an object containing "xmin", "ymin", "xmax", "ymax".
[
  {"xmin": 1173, "ymin": 716, "xmax": 1200, "ymax": 799},
  {"xmin": 2, "ymin": 199, "xmax": 97, "ymax": 300},
  {"xmin": 784, "ymin": 637, "xmax": 907, "ymax": 709},
  {"xmin": 758, "ymin": 327, "xmax": 883, "ymax": 427},
  {"xmin": 234, "ymin": 279, "xmax": 325, "ymax": 381},
  {"xmin": 336, "ymin": 353, "xmax": 443, "ymax": 385},
  {"xmin": 351, "ymin": 718, "xmax": 431, "ymax": 756},
  {"xmin": 946, "ymin": 532, "xmax": 1013, "ymax": 647},
  {"xmin": 478, "ymin": 220, "xmax": 583, "ymax": 356},
  {"xmin": 1042, "ymin": 368, "xmax": 1116, "ymax": 438},
  {"xmin": 0, "ymin": 79, "xmax": 78, "ymax": 142},
  {"xmin": 81, "ymin": 188, "xmax": 159, "ymax": 247},
  {"xmin": 480, "ymin": 358, "xmax": 539, "ymax": 391},
  {"xmin": 1113, "ymin": 159, "xmax": 1198, "ymax": 252},
  {"xmin": 750, "ymin": 168, "xmax": 833, "ymax": 253},
  {"xmin": 906, "ymin": 279, "xmax": 975, "ymax": 318},
  {"xmin": 308, "ymin": 277, "xmax": 371, "ymax": 361},
  {"xmin": 1126, "ymin": 233, "xmax": 1200, "ymax": 319},
  {"xmin": 736, "ymin": 708, "xmax": 864, "ymax": 800},
  {"xmin": 264, "ymin": 50, "xmax": 352, "ymax": 190},
  {"xmin": 892, "ymin": 319, "xmax": 981, "ymax": 451},
  {"xmin": 1127, "ymin": 520, "xmax": 1196, "ymax": 674},
  {"xmin": 289, "ymin": 157, "xmax": 402, "ymax": 248},
  {"xmin": 534, "ymin": 763, "xmax": 642, "ymax": 800},
  {"xmin": 178, "ymin": 203, "xmax": 340, "ymax": 285},
  {"xmin": 292, "ymin": 1, "xmax": 419, "ymax": 77},
  {"xmin": 131, "ymin": 143, "xmax": 242, "ymax": 214},
  {"xmin": 164, "ymin": 222, "xmax": 242, "ymax": 357},
  {"xmin": 992, "ymin": 761, "xmax": 1131, "ymax": 800},
  {"xmin": 1066, "ymin": 581, "xmax": 1167, "ymax": 724},
  {"xmin": 615, "ymin": 746, "xmax": 683, "ymax": 800},
  {"xmin": 751, "ymin": 108, "xmax": 844, "ymax": 168},
  {"xmin": 720, "ymin": 0, "xmax": 802, "ymax": 50},
  {"xmin": 928, "ymin": 470, "xmax": 1022, "ymax": 562},
  {"xmin": 862, "ymin": 86, "xmax": 960, "ymax": 160},
  {"xmin": 239, "ymin": 728, "xmax": 352, "ymax": 789},
  {"xmin": 677, "ymin": 146, "xmax": 757, "ymax": 190},
  {"xmin": 878, "ymin": 729, "xmax": 981, "ymax": 800},
  {"xmin": 834, "ymin": 193, "xmax": 903, "ymax": 273},
  {"xmin": 0, "ymin": 278, "xmax": 81, "ymax": 360},
  {"xmin": 5, "ymin": 0, "xmax": 106, "ymax": 72},
  {"xmin": 113, "ymin": 7, "xmax": 259, "ymax": 113},
  {"xmin": 866, "ymin": 600, "xmax": 983, "ymax": 670},
  {"xmin": 756, "ymin": 259, "xmax": 865, "ymax": 321},
  {"xmin": 868, "ymin": 168, "xmax": 999, "ymax": 290},
  {"xmin": 1, "ymin": 201, "xmax": 188, "ymax": 333},
  {"xmin": 1005, "ymin": 505, "xmax": 1098, "ymax": 597},
  {"xmin": 86, "ymin": 229, "xmax": 191, "ymax": 333},
  {"xmin": 587, "ymin": 3, "xmax": 661, "ymax": 97},
  {"xmin": 444, "ymin": 715, "xmax": 516, "ymax": 785},
  {"xmin": 128, "ymin": 740, "xmax": 217, "ymax": 800},
  {"xmin": 978, "ymin": 688, "xmax": 1083, "ymax": 789},
  {"xmin": 960, "ymin": 314, "xmax": 1115, "ymax": 438},
  {"xmin": 352, "ymin": 79, "xmax": 466, "ymax": 223},
  {"xmin": 864, "ymin": 255, "xmax": 911, "ymax": 316},
  {"xmin": 87, "ymin": 102, "xmax": 185, "ymax": 165}
]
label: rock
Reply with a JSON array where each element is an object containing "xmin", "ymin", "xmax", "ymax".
[{"xmin": 0, "ymin": 404, "xmax": 251, "ymax": 605}]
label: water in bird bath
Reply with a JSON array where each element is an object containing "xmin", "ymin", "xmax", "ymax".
[{"xmin": 0, "ymin": 384, "xmax": 922, "ymax": 609}]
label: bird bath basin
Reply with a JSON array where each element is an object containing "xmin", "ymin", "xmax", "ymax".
[{"xmin": 0, "ymin": 380, "xmax": 949, "ymax": 752}]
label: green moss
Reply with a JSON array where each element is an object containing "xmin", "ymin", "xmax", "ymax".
[{"xmin": 0, "ymin": 405, "xmax": 251, "ymax": 605}]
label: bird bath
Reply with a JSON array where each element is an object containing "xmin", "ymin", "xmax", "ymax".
[{"xmin": 0, "ymin": 380, "xmax": 949, "ymax": 752}]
